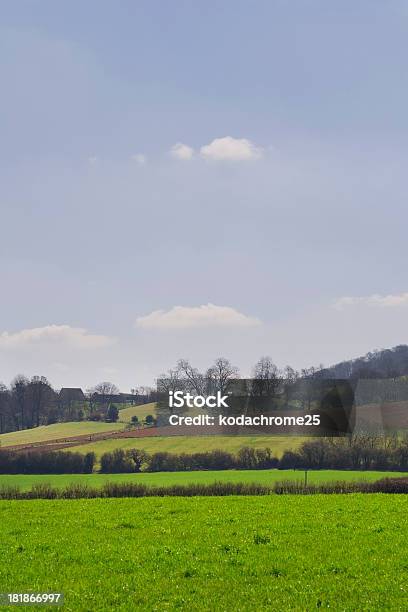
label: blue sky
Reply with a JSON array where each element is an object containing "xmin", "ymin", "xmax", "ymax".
[{"xmin": 1, "ymin": 1, "xmax": 408, "ymax": 389}]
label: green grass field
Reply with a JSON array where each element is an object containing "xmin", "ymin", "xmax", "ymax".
[
  {"xmin": 117, "ymin": 402, "xmax": 156, "ymax": 423},
  {"xmin": 0, "ymin": 421, "xmax": 126, "ymax": 447},
  {"xmin": 0, "ymin": 404, "xmax": 157, "ymax": 448},
  {"xmin": 0, "ymin": 469, "xmax": 404, "ymax": 492},
  {"xmin": 67, "ymin": 435, "xmax": 305, "ymax": 458},
  {"xmin": 0, "ymin": 495, "xmax": 406, "ymax": 610}
]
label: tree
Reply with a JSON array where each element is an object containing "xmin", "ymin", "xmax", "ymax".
[
  {"xmin": 156, "ymin": 368, "xmax": 185, "ymax": 394},
  {"xmin": 84, "ymin": 452, "xmax": 96, "ymax": 474},
  {"xmin": 282, "ymin": 366, "xmax": 299, "ymax": 405},
  {"xmin": 177, "ymin": 359, "xmax": 207, "ymax": 395},
  {"xmin": 0, "ymin": 383, "xmax": 9, "ymax": 434},
  {"xmin": 252, "ymin": 357, "xmax": 281, "ymax": 396},
  {"xmin": 106, "ymin": 404, "xmax": 119, "ymax": 422},
  {"xmin": 91, "ymin": 382, "xmax": 119, "ymax": 408},
  {"xmin": 11, "ymin": 375, "xmax": 29, "ymax": 430},
  {"xmin": 206, "ymin": 357, "xmax": 239, "ymax": 395},
  {"xmin": 27, "ymin": 376, "xmax": 54, "ymax": 428},
  {"xmin": 156, "ymin": 368, "xmax": 186, "ymax": 421},
  {"xmin": 131, "ymin": 415, "xmax": 139, "ymax": 426},
  {"xmin": 127, "ymin": 449, "xmax": 149, "ymax": 472}
]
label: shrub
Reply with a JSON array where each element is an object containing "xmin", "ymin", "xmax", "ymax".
[
  {"xmin": 237, "ymin": 447, "xmax": 278, "ymax": 469},
  {"xmin": 0, "ymin": 450, "xmax": 95, "ymax": 474},
  {"xmin": 148, "ymin": 452, "xmax": 183, "ymax": 472},
  {"xmin": 100, "ymin": 449, "xmax": 149, "ymax": 473},
  {"xmin": 0, "ymin": 477, "xmax": 406, "ymax": 499},
  {"xmin": 84, "ymin": 452, "xmax": 96, "ymax": 474},
  {"xmin": 106, "ymin": 404, "xmax": 119, "ymax": 422}
]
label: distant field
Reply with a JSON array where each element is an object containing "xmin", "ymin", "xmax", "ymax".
[
  {"xmin": 67, "ymin": 435, "xmax": 305, "ymax": 458},
  {"xmin": 0, "ymin": 421, "xmax": 125, "ymax": 448},
  {"xmin": 117, "ymin": 402, "xmax": 157, "ymax": 423},
  {"xmin": 0, "ymin": 403, "xmax": 157, "ymax": 448},
  {"xmin": 0, "ymin": 469, "xmax": 404, "ymax": 492},
  {"xmin": 0, "ymin": 495, "xmax": 406, "ymax": 610}
]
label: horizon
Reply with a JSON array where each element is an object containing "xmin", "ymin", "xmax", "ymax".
[{"xmin": 2, "ymin": 342, "xmax": 407, "ymax": 393}]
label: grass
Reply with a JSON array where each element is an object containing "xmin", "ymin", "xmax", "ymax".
[
  {"xmin": 117, "ymin": 402, "xmax": 157, "ymax": 423},
  {"xmin": 0, "ymin": 495, "xmax": 406, "ymax": 610},
  {"xmin": 0, "ymin": 403, "xmax": 157, "ymax": 447},
  {"xmin": 0, "ymin": 469, "xmax": 404, "ymax": 492},
  {"xmin": 0, "ymin": 421, "xmax": 125, "ymax": 447},
  {"xmin": 67, "ymin": 435, "xmax": 305, "ymax": 458}
]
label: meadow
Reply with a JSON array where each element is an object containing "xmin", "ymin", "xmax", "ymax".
[
  {"xmin": 0, "ymin": 421, "xmax": 125, "ymax": 447},
  {"xmin": 117, "ymin": 402, "xmax": 157, "ymax": 423},
  {"xmin": 0, "ymin": 403, "xmax": 158, "ymax": 448},
  {"xmin": 0, "ymin": 495, "xmax": 406, "ymax": 610},
  {"xmin": 67, "ymin": 435, "xmax": 304, "ymax": 458},
  {"xmin": 0, "ymin": 469, "xmax": 405, "ymax": 492}
]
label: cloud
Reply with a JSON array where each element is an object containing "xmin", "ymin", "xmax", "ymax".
[
  {"xmin": 170, "ymin": 142, "xmax": 194, "ymax": 160},
  {"xmin": 135, "ymin": 303, "xmax": 261, "ymax": 330},
  {"xmin": 334, "ymin": 292, "xmax": 408, "ymax": 310},
  {"xmin": 0, "ymin": 325, "xmax": 114, "ymax": 349},
  {"xmin": 131, "ymin": 153, "xmax": 146, "ymax": 164},
  {"xmin": 200, "ymin": 136, "xmax": 262, "ymax": 161}
]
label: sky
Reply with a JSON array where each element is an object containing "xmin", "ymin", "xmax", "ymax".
[{"xmin": 1, "ymin": 0, "xmax": 408, "ymax": 390}]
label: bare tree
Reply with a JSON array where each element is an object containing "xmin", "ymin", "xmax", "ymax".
[
  {"xmin": 282, "ymin": 365, "xmax": 299, "ymax": 405},
  {"xmin": 90, "ymin": 381, "xmax": 119, "ymax": 411},
  {"xmin": 252, "ymin": 356, "xmax": 281, "ymax": 396},
  {"xmin": 301, "ymin": 366, "xmax": 317, "ymax": 379},
  {"xmin": 156, "ymin": 368, "xmax": 185, "ymax": 395},
  {"xmin": 177, "ymin": 359, "xmax": 206, "ymax": 395},
  {"xmin": 206, "ymin": 357, "xmax": 239, "ymax": 394}
]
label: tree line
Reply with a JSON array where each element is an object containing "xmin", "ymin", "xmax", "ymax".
[
  {"xmin": 100, "ymin": 447, "xmax": 279, "ymax": 473},
  {"xmin": 1, "ymin": 478, "xmax": 407, "ymax": 500},
  {"xmin": 0, "ymin": 376, "xmax": 152, "ymax": 434},
  {"xmin": 1, "ymin": 433, "xmax": 406, "ymax": 474},
  {"xmin": 99, "ymin": 435, "xmax": 408, "ymax": 474},
  {"xmin": 0, "ymin": 450, "xmax": 96, "ymax": 474},
  {"xmin": 281, "ymin": 435, "xmax": 408, "ymax": 471},
  {"xmin": 0, "ymin": 357, "xmax": 303, "ymax": 435},
  {"xmin": 2, "ymin": 346, "xmax": 408, "ymax": 436},
  {"xmin": 319, "ymin": 344, "xmax": 408, "ymax": 380}
]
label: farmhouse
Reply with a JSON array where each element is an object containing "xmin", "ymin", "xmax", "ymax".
[{"xmin": 59, "ymin": 388, "xmax": 86, "ymax": 403}]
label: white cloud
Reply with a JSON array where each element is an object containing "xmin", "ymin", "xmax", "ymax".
[
  {"xmin": 131, "ymin": 153, "xmax": 146, "ymax": 164},
  {"xmin": 135, "ymin": 303, "xmax": 261, "ymax": 330},
  {"xmin": 170, "ymin": 142, "xmax": 194, "ymax": 160},
  {"xmin": 168, "ymin": 137, "xmax": 262, "ymax": 162},
  {"xmin": 334, "ymin": 292, "xmax": 408, "ymax": 310},
  {"xmin": 200, "ymin": 136, "xmax": 262, "ymax": 161},
  {"xmin": 0, "ymin": 325, "xmax": 114, "ymax": 349}
]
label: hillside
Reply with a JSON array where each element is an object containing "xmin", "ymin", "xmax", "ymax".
[
  {"xmin": 118, "ymin": 402, "xmax": 157, "ymax": 423},
  {"xmin": 0, "ymin": 421, "xmax": 125, "ymax": 448},
  {"xmin": 0, "ymin": 403, "xmax": 158, "ymax": 449},
  {"xmin": 320, "ymin": 344, "xmax": 408, "ymax": 379}
]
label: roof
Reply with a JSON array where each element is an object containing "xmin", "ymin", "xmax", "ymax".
[{"xmin": 59, "ymin": 387, "xmax": 85, "ymax": 401}]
